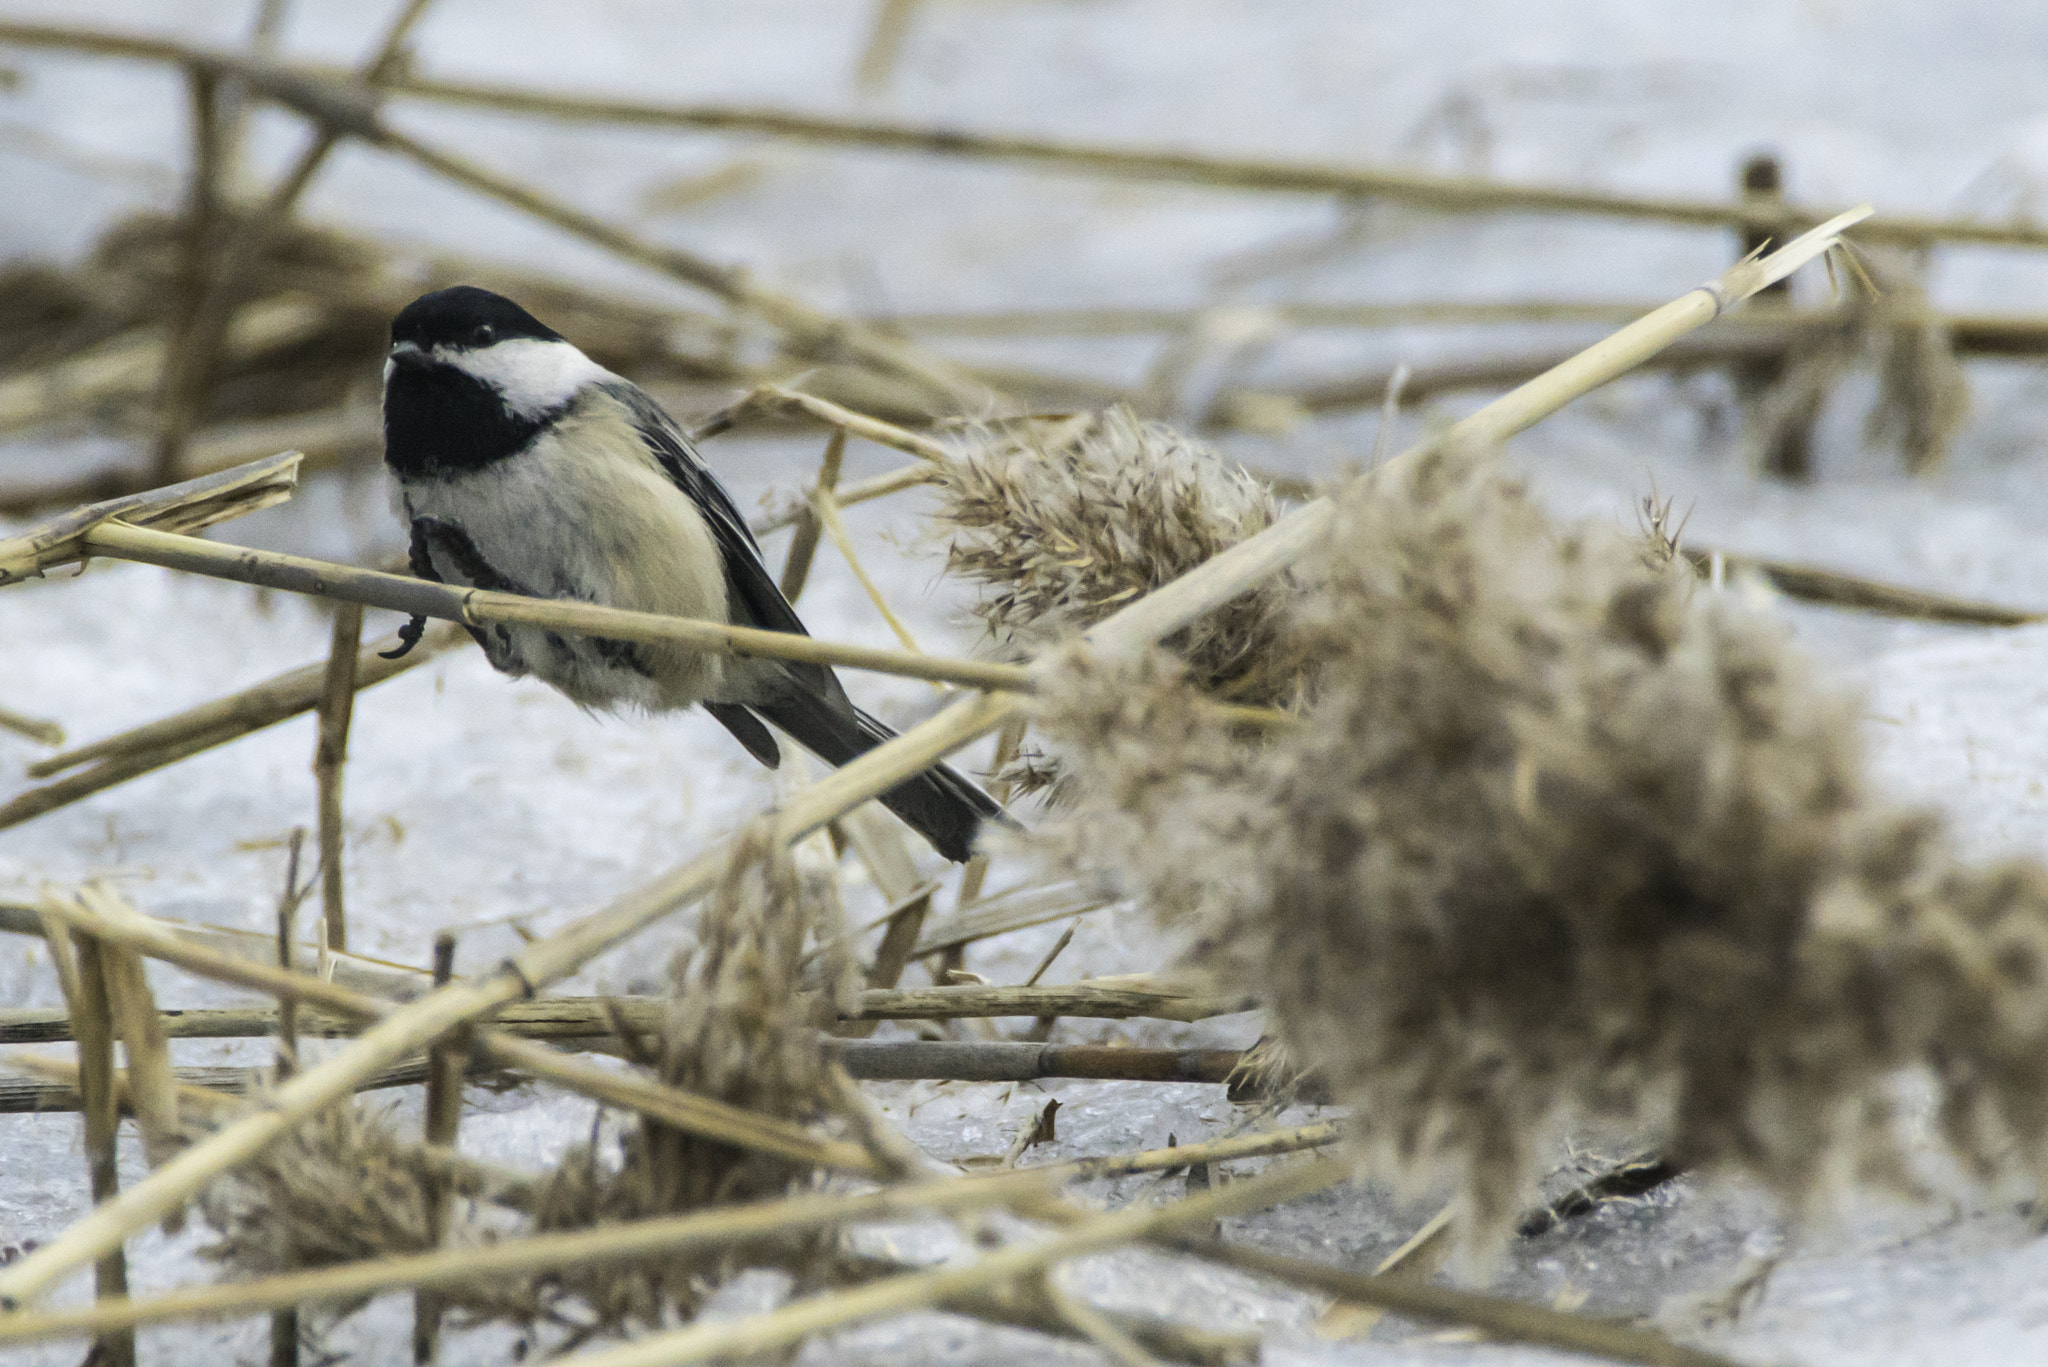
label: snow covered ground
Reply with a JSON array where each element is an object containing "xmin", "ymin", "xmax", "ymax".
[{"xmin": 8, "ymin": 1, "xmax": 2048, "ymax": 1362}]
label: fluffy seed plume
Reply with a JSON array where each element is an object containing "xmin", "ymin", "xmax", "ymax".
[
  {"xmin": 934, "ymin": 407, "xmax": 1303, "ymax": 704},
  {"xmin": 534, "ymin": 822, "xmax": 857, "ymax": 1329},
  {"xmin": 1029, "ymin": 438, "xmax": 2048, "ymax": 1253}
]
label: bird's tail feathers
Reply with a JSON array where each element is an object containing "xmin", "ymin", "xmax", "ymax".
[{"xmin": 748, "ymin": 694, "xmax": 1008, "ymax": 863}]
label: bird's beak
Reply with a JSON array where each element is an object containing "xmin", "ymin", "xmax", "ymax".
[{"xmin": 387, "ymin": 341, "xmax": 429, "ymax": 370}]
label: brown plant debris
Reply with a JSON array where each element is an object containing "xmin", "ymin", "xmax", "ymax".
[
  {"xmin": 933, "ymin": 407, "xmax": 1307, "ymax": 796},
  {"xmin": 1028, "ymin": 436, "xmax": 2048, "ymax": 1254},
  {"xmin": 530, "ymin": 822, "xmax": 859, "ymax": 1331}
]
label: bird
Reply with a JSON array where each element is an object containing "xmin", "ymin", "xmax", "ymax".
[{"xmin": 377, "ymin": 284, "xmax": 1005, "ymax": 862}]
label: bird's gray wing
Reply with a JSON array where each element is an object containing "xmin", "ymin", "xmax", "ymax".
[
  {"xmin": 603, "ymin": 381, "xmax": 847, "ymax": 706},
  {"xmin": 602, "ymin": 381, "xmax": 817, "ymax": 641}
]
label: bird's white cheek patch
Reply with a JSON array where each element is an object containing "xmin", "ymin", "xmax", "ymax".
[{"xmin": 438, "ymin": 338, "xmax": 614, "ymax": 419}]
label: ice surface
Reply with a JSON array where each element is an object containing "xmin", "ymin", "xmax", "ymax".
[{"xmin": 7, "ymin": 0, "xmax": 2048, "ymax": 1362}]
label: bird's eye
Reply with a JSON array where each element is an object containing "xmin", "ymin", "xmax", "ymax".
[{"xmin": 471, "ymin": 323, "xmax": 497, "ymax": 346}]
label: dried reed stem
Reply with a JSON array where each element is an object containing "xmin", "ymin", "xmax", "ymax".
[
  {"xmin": 413, "ymin": 932, "xmax": 462, "ymax": 1365},
  {"xmin": 78, "ymin": 890, "xmax": 182, "ymax": 1166},
  {"xmin": 0, "ymin": 23, "xmax": 995, "ymax": 411},
  {"xmin": 701, "ymin": 383, "xmax": 952, "ymax": 463},
  {"xmin": 0, "ymin": 705, "xmax": 62, "ymax": 747},
  {"xmin": 312, "ymin": 602, "xmax": 362, "ymax": 951},
  {"xmin": 73, "ymin": 520, "xmax": 1030, "ymax": 692},
  {"xmin": 150, "ymin": 0, "xmax": 435, "ymax": 481},
  {"xmin": 514, "ymin": 1158, "xmax": 1342, "ymax": 1367},
  {"xmin": 1167, "ymin": 1237, "xmax": 1737, "ymax": 1367},
  {"xmin": 0, "ymin": 898, "xmax": 428, "ymax": 999},
  {"xmin": 52, "ymin": 923, "xmax": 134, "ymax": 1367},
  {"xmin": 0, "ymin": 448, "xmax": 299, "ymax": 587},
  {"xmin": 814, "ymin": 485, "xmax": 930, "ymax": 658},
  {"xmin": 23, "ymin": 888, "xmax": 875, "ymax": 1171},
  {"xmin": 26, "ymin": 621, "xmax": 458, "ymax": 781},
  {"xmin": 0, "ymin": 1169, "xmax": 1055, "ymax": 1346},
  {"xmin": 0, "ymin": 977, "xmax": 1246, "ymax": 1045},
  {"xmin": 0, "ymin": 225, "xmax": 1857, "ymax": 1310},
  {"xmin": 348, "ymin": 70, "xmax": 2029, "ymax": 250},
  {"xmin": 831, "ymin": 1039, "xmax": 1246, "ymax": 1084},
  {"xmin": 777, "ymin": 428, "xmax": 844, "ymax": 601}
]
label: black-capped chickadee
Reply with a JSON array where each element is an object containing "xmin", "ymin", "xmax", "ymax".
[{"xmin": 379, "ymin": 285, "xmax": 1003, "ymax": 862}]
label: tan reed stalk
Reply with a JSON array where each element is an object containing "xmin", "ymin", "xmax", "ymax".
[
  {"xmin": 0, "ymin": 897, "xmax": 430, "ymax": 999},
  {"xmin": 0, "ymin": 25, "xmax": 998, "ymax": 411},
  {"xmin": 312, "ymin": 603, "xmax": 362, "ymax": 950},
  {"xmin": 913, "ymin": 880, "xmax": 1124, "ymax": 958},
  {"xmin": 51, "ymin": 923, "xmax": 134, "ymax": 1367},
  {"xmin": 270, "ymin": 837, "xmax": 303, "ymax": 1367},
  {"xmin": 1044, "ymin": 1280, "xmax": 1160, "ymax": 1367},
  {"xmin": 69, "ymin": 520, "xmax": 1032, "ymax": 693},
  {"xmin": 0, "ymin": 976, "xmax": 1247, "ymax": 1046},
  {"xmin": 493, "ymin": 1158, "xmax": 1343, "ymax": 1367},
  {"xmin": 19, "ymin": 620, "xmax": 456, "ymax": 792},
  {"xmin": 24, "ymin": 888, "xmax": 873, "ymax": 1171},
  {"xmin": 75, "ymin": 890, "xmax": 182, "ymax": 1166},
  {"xmin": 0, "ymin": 704, "xmax": 62, "ymax": 746},
  {"xmin": 1165, "ymin": 1236, "xmax": 1739, "ymax": 1367},
  {"xmin": 159, "ymin": 63, "xmax": 225, "ymax": 485},
  {"xmin": 0, "ymin": 1050, "xmax": 502, "ymax": 1114},
  {"xmin": 0, "ymin": 1168, "xmax": 1057, "ymax": 1346},
  {"xmin": 813, "ymin": 485, "xmax": 930, "ymax": 658},
  {"xmin": 778, "ymin": 429, "xmax": 845, "ymax": 601},
  {"xmin": 1688, "ymin": 548, "xmax": 2043, "ymax": 627},
  {"xmin": 878, "ymin": 298, "xmax": 1658, "ymax": 337},
  {"xmin": 344, "ymin": 72, "xmax": 2019, "ymax": 253},
  {"xmin": 149, "ymin": 0, "xmax": 436, "ymax": 481},
  {"xmin": 752, "ymin": 461, "xmax": 941, "ymax": 535},
  {"xmin": 0, "ymin": 299, "xmax": 325, "ymax": 441},
  {"xmin": 830, "ymin": 1251, "xmax": 1255, "ymax": 1367},
  {"xmin": 0, "ymin": 219, "xmax": 1861, "ymax": 1310},
  {"xmin": 466, "ymin": 1030, "xmax": 877, "ymax": 1173},
  {"xmin": 413, "ymin": 932, "xmax": 464, "ymax": 1365},
  {"xmin": 0, "ymin": 448, "xmax": 299, "ymax": 587},
  {"xmin": 831, "ymin": 1039, "xmax": 1247, "ymax": 1084}
]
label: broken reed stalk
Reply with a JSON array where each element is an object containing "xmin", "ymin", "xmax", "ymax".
[
  {"xmin": 0, "ymin": 447, "xmax": 300, "ymax": 587},
  {"xmin": 35, "ymin": 920, "xmax": 133, "ymax": 1367},
  {"xmin": 0, "ymin": 898, "xmax": 429, "ymax": 999},
  {"xmin": 496, "ymin": 1158, "xmax": 1343, "ymax": 1367},
  {"xmin": 413, "ymin": 932, "xmax": 462, "ymax": 1366},
  {"xmin": 151, "ymin": 0, "xmax": 436, "ymax": 482},
  {"xmin": 0, "ymin": 623, "xmax": 455, "ymax": 833},
  {"xmin": 698, "ymin": 383, "xmax": 952, "ymax": 463},
  {"xmin": 77, "ymin": 891, "xmax": 182, "ymax": 1165},
  {"xmin": 312, "ymin": 602, "xmax": 362, "ymax": 952},
  {"xmin": 0, "ymin": 705, "xmax": 63, "ymax": 746},
  {"xmin": 0, "ymin": 978, "xmax": 1249, "ymax": 1044},
  {"xmin": 21, "ymin": 618, "xmax": 452, "ymax": 775},
  {"xmin": 354, "ymin": 71, "xmax": 2034, "ymax": 252},
  {"xmin": 814, "ymin": 484, "xmax": 930, "ymax": 657},
  {"xmin": 0, "ymin": 217, "xmax": 1863, "ymax": 1310},
  {"xmin": 1165, "ymin": 1237, "xmax": 1738, "ymax": 1367},
  {"xmin": 0, "ymin": 26, "xmax": 996, "ymax": 413},
  {"xmin": 23, "ymin": 889, "xmax": 872, "ymax": 1170},
  {"xmin": 777, "ymin": 428, "xmax": 845, "ymax": 601},
  {"xmin": 0, "ymin": 1168, "xmax": 1056, "ymax": 1346}
]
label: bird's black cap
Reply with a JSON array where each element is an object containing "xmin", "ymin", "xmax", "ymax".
[{"xmin": 391, "ymin": 285, "xmax": 563, "ymax": 352}]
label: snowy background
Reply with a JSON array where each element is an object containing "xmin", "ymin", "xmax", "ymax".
[{"xmin": 7, "ymin": 1, "xmax": 2048, "ymax": 1362}]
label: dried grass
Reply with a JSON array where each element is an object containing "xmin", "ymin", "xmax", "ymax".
[
  {"xmin": 1027, "ymin": 437, "xmax": 2048, "ymax": 1256},
  {"xmin": 529, "ymin": 823, "xmax": 859, "ymax": 1330},
  {"xmin": 1742, "ymin": 249, "xmax": 1970, "ymax": 477},
  {"xmin": 933, "ymin": 407, "xmax": 1308, "ymax": 794}
]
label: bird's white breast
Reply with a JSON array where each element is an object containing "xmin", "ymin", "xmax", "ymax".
[{"xmin": 397, "ymin": 388, "xmax": 731, "ymax": 711}]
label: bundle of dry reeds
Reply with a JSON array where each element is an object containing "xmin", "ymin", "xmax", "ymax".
[{"xmin": 1023, "ymin": 434, "xmax": 2048, "ymax": 1258}]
